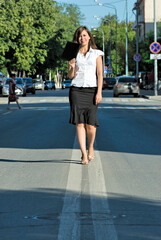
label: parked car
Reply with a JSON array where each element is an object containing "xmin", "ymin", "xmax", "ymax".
[
  {"xmin": 62, "ymin": 80, "xmax": 72, "ymax": 89},
  {"xmin": 44, "ymin": 80, "xmax": 52, "ymax": 90},
  {"xmin": 23, "ymin": 77, "xmax": 35, "ymax": 94},
  {"xmin": 33, "ymin": 79, "xmax": 44, "ymax": 90},
  {"xmin": 2, "ymin": 77, "xmax": 27, "ymax": 96},
  {"xmin": 103, "ymin": 77, "xmax": 116, "ymax": 89},
  {"xmin": 0, "ymin": 72, "xmax": 7, "ymax": 94},
  {"xmin": 51, "ymin": 80, "xmax": 56, "ymax": 90},
  {"xmin": 113, "ymin": 76, "xmax": 140, "ymax": 97},
  {"xmin": 15, "ymin": 77, "xmax": 27, "ymax": 96}
]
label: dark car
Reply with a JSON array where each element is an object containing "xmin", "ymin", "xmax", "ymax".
[
  {"xmin": 51, "ymin": 80, "xmax": 56, "ymax": 90},
  {"xmin": 44, "ymin": 80, "xmax": 52, "ymax": 90},
  {"xmin": 113, "ymin": 76, "xmax": 140, "ymax": 97},
  {"xmin": 103, "ymin": 77, "xmax": 116, "ymax": 89},
  {"xmin": 23, "ymin": 77, "xmax": 35, "ymax": 94},
  {"xmin": 62, "ymin": 80, "xmax": 72, "ymax": 89}
]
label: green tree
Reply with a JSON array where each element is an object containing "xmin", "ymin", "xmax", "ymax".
[
  {"xmin": 0, "ymin": 0, "xmax": 83, "ymax": 76},
  {"xmin": 93, "ymin": 15, "xmax": 136, "ymax": 76}
]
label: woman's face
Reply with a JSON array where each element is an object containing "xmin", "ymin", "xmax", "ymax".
[{"xmin": 78, "ymin": 30, "xmax": 90, "ymax": 47}]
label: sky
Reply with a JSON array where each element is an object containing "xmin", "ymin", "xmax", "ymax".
[{"xmin": 57, "ymin": 0, "xmax": 137, "ymax": 29}]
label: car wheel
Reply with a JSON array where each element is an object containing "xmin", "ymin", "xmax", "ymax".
[
  {"xmin": 113, "ymin": 93, "xmax": 119, "ymax": 97},
  {"xmin": 22, "ymin": 92, "xmax": 26, "ymax": 97},
  {"xmin": 134, "ymin": 93, "xmax": 139, "ymax": 97}
]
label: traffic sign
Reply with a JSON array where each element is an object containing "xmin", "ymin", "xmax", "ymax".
[
  {"xmin": 150, "ymin": 54, "xmax": 161, "ymax": 60},
  {"xmin": 150, "ymin": 42, "xmax": 161, "ymax": 53},
  {"xmin": 133, "ymin": 53, "xmax": 142, "ymax": 62}
]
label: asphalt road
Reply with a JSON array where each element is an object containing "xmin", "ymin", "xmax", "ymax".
[{"xmin": 0, "ymin": 89, "xmax": 161, "ymax": 240}]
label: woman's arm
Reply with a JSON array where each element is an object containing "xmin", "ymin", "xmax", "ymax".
[
  {"xmin": 68, "ymin": 58, "xmax": 76, "ymax": 79},
  {"xmin": 96, "ymin": 56, "xmax": 103, "ymax": 105},
  {"xmin": 9, "ymin": 81, "xmax": 13, "ymax": 94}
]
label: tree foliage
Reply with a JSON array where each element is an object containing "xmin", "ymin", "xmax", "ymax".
[
  {"xmin": 0, "ymin": 0, "xmax": 83, "ymax": 76},
  {"xmin": 92, "ymin": 15, "xmax": 136, "ymax": 76}
]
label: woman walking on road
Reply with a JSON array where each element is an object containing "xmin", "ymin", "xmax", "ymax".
[
  {"xmin": 68, "ymin": 26, "xmax": 104, "ymax": 165},
  {"xmin": 8, "ymin": 73, "xmax": 21, "ymax": 110}
]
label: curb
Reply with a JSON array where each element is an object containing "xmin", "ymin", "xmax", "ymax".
[
  {"xmin": 141, "ymin": 95, "xmax": 150, "ymax": 99},
  {"xmin": 141, "ymin": 94, "xmax": 161, "ymax": 101}
]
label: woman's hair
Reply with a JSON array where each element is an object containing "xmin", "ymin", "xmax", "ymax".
[
  {"xmin": 10, "ymin": 73, "xmax": 16, "ymax": 78},
  {"xmin": 73, "ymin": 26, "xmax": 97, "ymax": 50}
]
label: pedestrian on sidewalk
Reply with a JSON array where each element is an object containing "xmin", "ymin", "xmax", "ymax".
[
  {"xmin": 68, "ymin": 26, "xmax": 104, "ymax": 165},
  {"xmin": 144, "ymin": 72, "xmax": 149, "ymax": 90},
  {"xmin": 8, "ymin": 73, "xmax": 21, "ymax": 110}
]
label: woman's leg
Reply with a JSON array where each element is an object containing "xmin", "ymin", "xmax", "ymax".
[
  {"xmin": 7, "ymin": 97, "xmax": 10, "ymax": 110},
  {"xmin": 86, "ymin": 124, "xmax": 96, "ymax": 159},
  {"xmin": 16, "ymin": 99, "xmax": 21, "ymax": 109},
  {"xmin": 76, "ymin": 123, "xmax": 88, "ymax": 163}
]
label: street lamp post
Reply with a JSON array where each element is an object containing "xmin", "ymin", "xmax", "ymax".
[
  {"xmin": 126, "ymin": 0, "xmax": 128, "ymax": 76},
  {"xmin": 92, "ymin": 27, "xmax": 105, "ymax": 77},
  {"xmin": 94, "ymin": 16, "xmax": 112, "ymax": 76},
  {"xmin": 132, "ymin": 0, "xmax": 139, "ymax": 81},
  {"xmin": 95, "ymin": 0, "xmax": 118, "ymax": 76}
]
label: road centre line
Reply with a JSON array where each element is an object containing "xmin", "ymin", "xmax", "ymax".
[
  {"xmin": 88, "ymin": 146, "xmax": 118, "ymax": 240},
  {"xmin": 57, "ymin": 135, "xmax": 118, "ymax": 239},
  {"xmin": 58, "ymin": 135, "xmax": 81, "ymax": 240}
]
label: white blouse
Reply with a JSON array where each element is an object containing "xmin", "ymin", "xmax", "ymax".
[{"xmin": 71, "ymin": 48, "xmax": 104, "ymax": 88}]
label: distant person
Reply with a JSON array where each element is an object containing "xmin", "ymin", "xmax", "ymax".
[
  {"xmin": 68, "ymin": 26, "xmax": 104, "ymax": 165},
  {"xmin": 8, "ymin": 73, "xmax": 21, "ymax": 110},
  {"xmin": 144, "ymin": 72, "xmax": 149, "ymax": 89},
  {"xmin": 2, "ymin": 75, "xmax": 6, "ymax": 84}
]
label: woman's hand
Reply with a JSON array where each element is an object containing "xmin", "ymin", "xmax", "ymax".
[
  {"xmin": 95, "ymin": 92, "xmax": 102, "ymax": 105},
  {"xmin": 68, "ymin": 58, "xmax": 76, "ymax": 79},
  {"xmin": 69, "ymin": 58, "xmax": 76, "ymax": 69}
]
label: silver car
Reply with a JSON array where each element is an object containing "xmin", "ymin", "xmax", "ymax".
[
  {"xmin": 113, "ymin": 76, "xmax": 140, "ymax": 97},
  {"xmin": 33, "ymin": 79, "xmax": 44, "ymax": 90},
  {"xmin": 2, "ymin": 77, "xmax": 27, "ymax": 96}
]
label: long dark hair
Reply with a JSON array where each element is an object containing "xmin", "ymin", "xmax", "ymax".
[{"xmin": 73, "ymin": 26, "xmax": 97, "ymax": 50}]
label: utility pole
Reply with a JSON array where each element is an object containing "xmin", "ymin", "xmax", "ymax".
[
  {"xmin": 136, "ymin": 0, "xmax": 139, "ymax": 81},
  {"xmin": 154, "ymin": 0, "xmax": 158, "ymax": 96},
  {"xmin": 125, "ymin": 0, "xmax": 128, "ymax": 76}
]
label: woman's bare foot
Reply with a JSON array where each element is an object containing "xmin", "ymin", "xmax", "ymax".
[
  {"xmin": 81, "ymin": 153, "xmax": 88, "ymax": 165},
  {"xmin": 88, "ymin": 146, "xmax": 94, "ymax": 160}
]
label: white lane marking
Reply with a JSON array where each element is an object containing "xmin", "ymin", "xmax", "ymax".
[
  {"xmin": 88, "ymin": 148, "xmax": 118, "ymax": 240},
  {"xmin": 2, "ymin": 111, "xmax": 12, "ymax": 115},
  {"xmin": 58, "ymin": 136, "xmax": 81, "ymax": 240},
  {"xmin": 147, "ymin": 106, "xmax": 161, "ymax": 113}
]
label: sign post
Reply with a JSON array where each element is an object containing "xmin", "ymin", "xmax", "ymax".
[
  {"xmin": 150, "ymin": 41, "xmax": 161, "ymax": 96},
  {"xmin": 133, "ymin": 53, "xmax": 142, "ymax": 62}
]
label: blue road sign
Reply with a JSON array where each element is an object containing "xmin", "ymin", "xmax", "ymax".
[
  {"xmin": 150, "ymin": 42, "xmax": 161, "ymax": 53},
  {"xmin": 133, "ymin": 53, "xmax": 142, "ymax": 62}
]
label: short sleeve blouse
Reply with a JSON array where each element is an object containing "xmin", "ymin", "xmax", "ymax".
[{"xmin": 71, "ymin": 47, "xmax": 104, "ymax": 88}]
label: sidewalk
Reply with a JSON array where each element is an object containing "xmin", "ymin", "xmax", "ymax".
[{"xmin": 141, "ymin": 88, "xmax": 161, "ymax": 101}]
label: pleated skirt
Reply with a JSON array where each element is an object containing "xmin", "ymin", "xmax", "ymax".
[{"xmin": 69, "ymin": 86, "xmax": 99, "ymax": 127}]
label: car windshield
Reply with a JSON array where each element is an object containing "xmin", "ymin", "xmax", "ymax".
[
  {"xmin": 5, "ymin": 79, "xmax": 10, "ymax": 84},
  {"xmin": 33, "ymin": 79, "xmax": 42, "ymax": 83},
  {"xmin": 119, "ymin": 78, "xmax": 136, "ymax": 83},
  {"xmin": 24, "ymin": 79, "xmax": 32, "ymax": 83},
  {"xmin": 104, "ymin": 78, "xmax": 115, "ymax": 81},
  {"xmin": 64, "ymin": 80, "xmax": 71, "ymax": 83},
  {"xmin": 16, "ymin": 79, "xmax": 23, "ymax": 84}
]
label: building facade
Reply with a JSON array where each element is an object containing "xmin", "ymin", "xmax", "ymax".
[{"xmin": 133, "ymin": 0, "xmax": 161, "ymax": 40}]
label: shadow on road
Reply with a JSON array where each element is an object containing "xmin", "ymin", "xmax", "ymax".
[
  {"xmin": 0, "ymin": 188, "xmax": 161, "ymax": 239},
  {"xmin": 0, "ymin": 100, "xmax": 161, "ymax": 156}
]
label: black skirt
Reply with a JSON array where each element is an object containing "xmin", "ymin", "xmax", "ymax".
[{"xmin": 69, "ymin": 86, "xmax": 99, "ymax": 127}]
